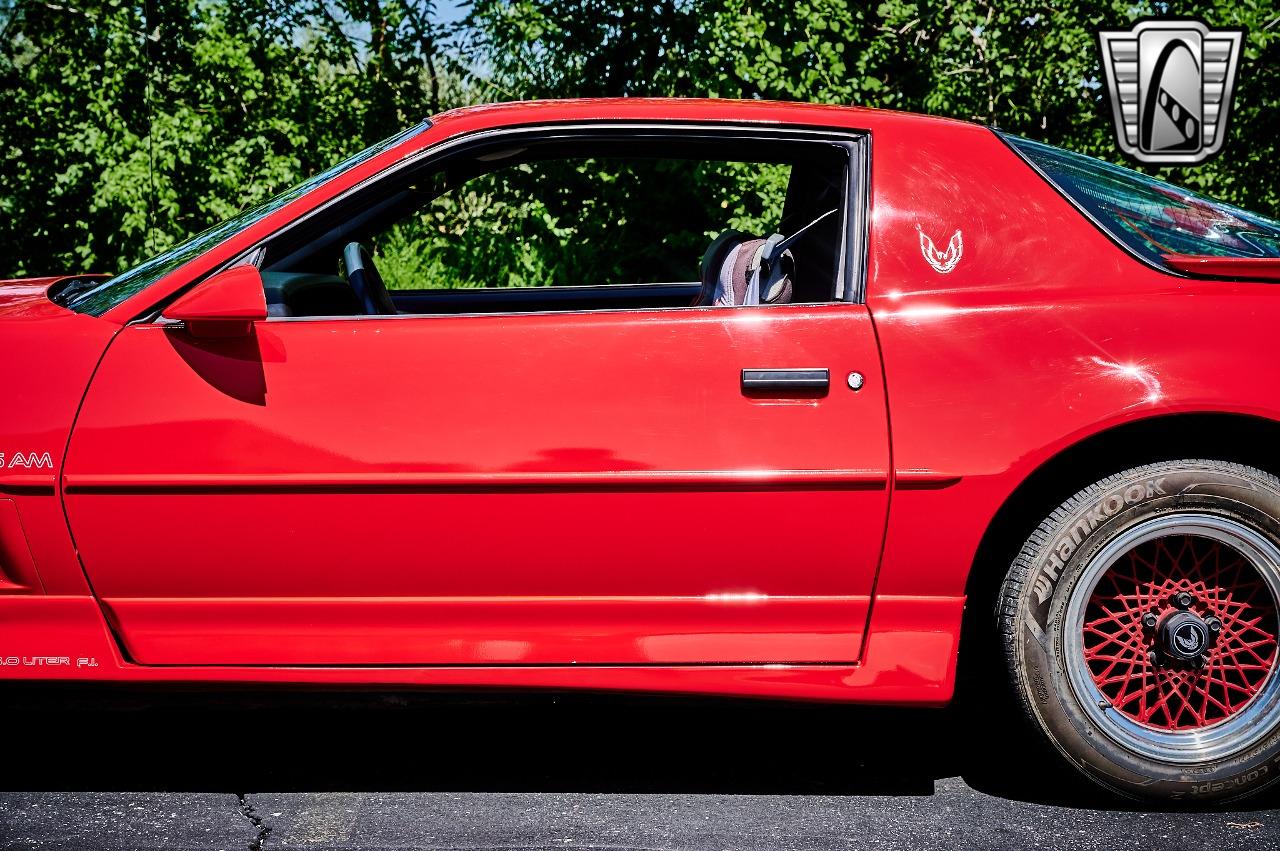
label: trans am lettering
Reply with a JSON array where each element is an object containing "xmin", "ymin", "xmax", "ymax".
[
  {"xmin": 1032, "ymin": 477, "xmax": 1168, "ymax": 604},
  {"xmin": 0, "ymin": 451, "xmax": 53, "ymax": 469}
]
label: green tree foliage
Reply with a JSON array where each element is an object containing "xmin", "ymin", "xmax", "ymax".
[
  {"xmin": 1, "ymin": 2, "xmax": 151, "ymax": 272},
  {"xmin": 377, "ymin": 157, "xmax": 790, "ymax": 290},
  {"xmin": 2, "ymin": 0, "xmax": 458, "ymax": 275},
  {"xmin": 1, "ymin": 0, "xmax": 1277, "ymax": 278},
  {"xmin": 466, "ymin": 0, "xmax": 1280, "ymax": 213}
]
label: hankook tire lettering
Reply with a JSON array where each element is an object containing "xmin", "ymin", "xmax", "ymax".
[{"xmin": 1033, "ymin": 477, "xmax": 1167, "ymax": 604}]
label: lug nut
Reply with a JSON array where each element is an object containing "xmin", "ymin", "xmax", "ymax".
[
  {"xmin": 1142, "ymin": 612, "xmax": 1159, "ymax": 629},
  {"xmin": 1205, "ymin": 617, "xmax": 1222, "ymax": 634},
  {"xmin": 1148, "ymin": 650, "xmax": 1161, "ymax": 667},
  {"xmin": 1174, "ymin": 591, "xmax": 1194, "ymax": 609}
]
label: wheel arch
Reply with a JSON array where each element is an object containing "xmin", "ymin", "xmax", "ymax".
[{"xmin": 955, "ymin": 411, "xmax": 1280, "ymax": 692}]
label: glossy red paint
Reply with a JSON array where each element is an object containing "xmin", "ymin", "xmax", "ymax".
[
  {"xmin": 1, "ymin": 99, "xmax": 1277, "ymax": 705},
  {"xmin": 1161, "ymin": 254, "xmax": 1280, "ymax": 281},
  {"xmin": 163, "ymin": 264, "xmax": 268, "ymax": 337},
  {"xmin": 0, "ymin": 276, "xmax": 116, "ymax": 597},
  {"xmin": 64, "ymin": 304, "xmax": 889, "ymax": 665},
  {"xmin": 0, "ymin": 595, "xmax": 960, "ymax": 703}
]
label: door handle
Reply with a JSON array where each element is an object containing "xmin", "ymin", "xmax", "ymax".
[{"xmin": 741, "ymin": 368, "xmax": 830, "ymax": 391}]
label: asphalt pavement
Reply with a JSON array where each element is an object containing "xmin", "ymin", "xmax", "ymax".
[{"xmin": 0, "ymin": 688, "xmax": 1276, "ymax": 850}]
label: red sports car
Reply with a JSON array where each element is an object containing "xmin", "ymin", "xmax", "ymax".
[{"xmin": 5, "ymin": 99, "xmax": 1280, "ymax": 803}]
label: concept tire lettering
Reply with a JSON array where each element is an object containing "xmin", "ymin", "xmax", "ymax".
[{"xmin": 1001, "ymin": 460, "xmax": 1280, "ymax": 802}]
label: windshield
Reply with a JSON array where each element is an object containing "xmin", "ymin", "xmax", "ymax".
[
  {"xmin": 1006, "ymin": 135, "xmax": 1280, "ymax": 267},
  {"xmin": 56, "ymin": 122, "xmax": 429, "ymax": 317}
]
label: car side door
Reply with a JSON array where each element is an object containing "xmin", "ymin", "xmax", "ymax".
[{"xmin": 61, "ymin": 125, "xmax": 890, "ymax": 667}]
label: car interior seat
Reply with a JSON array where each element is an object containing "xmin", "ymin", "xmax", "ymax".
[
  {"xmin": 697, "ymin": 231, "xmax": 795, "ymax": 307},
  {"xmin": 696, "ymin": 207, "xmax": 838, "ymax": 307}
]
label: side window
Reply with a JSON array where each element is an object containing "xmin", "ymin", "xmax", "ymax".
[
  {"xmin": 379, "ymin": 157, "xmax": 791, "ymax": 291},
  {"xmin": 260, "ymin": 135, "xmax": 852, "ymax": 317}
]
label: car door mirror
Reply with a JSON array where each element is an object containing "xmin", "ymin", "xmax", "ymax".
[{"xmin": 164, "ymin": 265, "xmax": 268, "ymax": 338}]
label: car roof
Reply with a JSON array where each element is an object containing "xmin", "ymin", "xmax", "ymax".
[{"xmin": 426, "ymin": 97, "xmax": 982, "ymax": 135}]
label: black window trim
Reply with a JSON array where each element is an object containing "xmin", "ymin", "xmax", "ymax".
[{"xmin": 145, "ymin": 120, "xmax": 872, "ymax": 324}]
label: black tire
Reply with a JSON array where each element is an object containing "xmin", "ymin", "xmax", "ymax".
[{"xmin": 1000, "ymin": 459, "xmax": 1280, "ymax": 803}]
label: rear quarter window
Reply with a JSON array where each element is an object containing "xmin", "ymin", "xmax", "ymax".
[{"xmin": 1006, "ymin": 136, "xmax": 1280, "ymax": 269}]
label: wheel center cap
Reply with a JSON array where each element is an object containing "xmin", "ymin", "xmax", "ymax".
[{"xmin": 1160, "ymin": 611, "xmax": 1210, "ymax": 661}]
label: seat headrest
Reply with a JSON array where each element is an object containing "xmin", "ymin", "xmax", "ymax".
[{"xmin": 697, "ymin": 231, "xmax": 794, "ymax": 307}]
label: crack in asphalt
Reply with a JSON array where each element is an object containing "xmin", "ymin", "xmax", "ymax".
[{"xmin": 236, "ymin": 793, "xmax": 272, "ymax": 851}]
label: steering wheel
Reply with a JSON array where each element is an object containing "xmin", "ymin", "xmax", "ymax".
[{"xmin": 343, "ymin": 241, "xmax": 397, "ymax": 315}]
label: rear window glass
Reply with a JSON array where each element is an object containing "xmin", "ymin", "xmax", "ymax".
[{"xmin": 1007, "ymin": 136, "xmax": 1280, "ymax": 266}]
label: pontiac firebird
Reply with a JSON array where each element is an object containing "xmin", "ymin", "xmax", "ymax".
[{"xmin": 4, "ymin": 99, "xmax": 1280, "ymax": 803}]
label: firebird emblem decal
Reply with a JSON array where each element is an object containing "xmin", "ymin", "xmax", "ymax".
[{"xmin": 917, "ymin": 226, "xmax": 963, "ymax": 274}]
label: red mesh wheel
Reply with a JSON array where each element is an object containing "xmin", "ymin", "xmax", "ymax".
[{"xmin": 1082, "ymin": 533, "xmax": 1280, "ymax": 731}]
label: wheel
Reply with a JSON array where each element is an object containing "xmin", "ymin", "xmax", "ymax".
[{"xmin": 1000, "ymin": 459, "xmax": 1280, "ymax": 803}]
